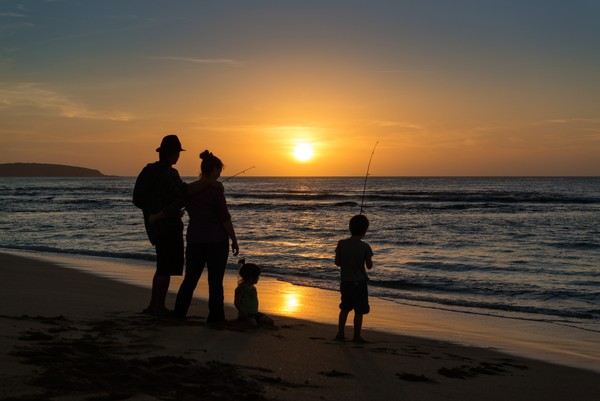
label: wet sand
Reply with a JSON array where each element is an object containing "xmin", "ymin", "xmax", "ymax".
[{"xmin": 1, "ymin": 251, "xmax": 599, "ymax": 401}]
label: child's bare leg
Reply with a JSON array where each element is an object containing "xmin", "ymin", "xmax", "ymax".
[
  {"xmin": 336, "ymin": 310, "xmax": 349, "ymax": 340},
  {"xmin": 353, "ymin": 313, "xmax": 366, "ymax": 343}
]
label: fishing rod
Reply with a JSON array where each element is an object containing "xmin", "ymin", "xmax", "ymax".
[
  {"xmin": 222, "ymin": 165, "xmax": 255, "ymax": 182},
  {"xmin": 360, "ymin": 141, "xmax": 378, "ymax": 215}
]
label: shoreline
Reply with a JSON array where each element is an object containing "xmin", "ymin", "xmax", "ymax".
[
  {"xmin": 1, "ymin": 251, "xmax": 599, "ymax": 400},
  {"xmin": 2, "ymin": 249, "xmax": 599, "ymax": 374}
]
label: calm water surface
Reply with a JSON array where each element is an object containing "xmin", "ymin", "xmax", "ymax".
[{"xmin": 1, "ymin": 176, "xmax": 599, "ymax": 332}]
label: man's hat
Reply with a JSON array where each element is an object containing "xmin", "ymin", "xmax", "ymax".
[{"xmin": 156, "ymin": 135, "xmax": 185, "ymax": 153}]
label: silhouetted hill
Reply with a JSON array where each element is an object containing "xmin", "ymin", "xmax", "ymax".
[{"xmin": 0, "ymin": 163, "xmax": 105, "ymax": 177}]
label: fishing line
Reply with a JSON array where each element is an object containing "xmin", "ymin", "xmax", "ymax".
[
  {"xmin": 360, "ymin": 141, "xmax": 378, "ymax": 215},
  {"xmin": 222, "ymin": 165, "xmax": 255, "ymax": 182}
]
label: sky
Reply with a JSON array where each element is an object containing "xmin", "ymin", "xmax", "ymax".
[{"xmin": 1, "ymin": 0, "xmax": 599, "ymax": 177}]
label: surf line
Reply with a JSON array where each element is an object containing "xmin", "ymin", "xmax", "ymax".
[
  {"xmin": 360, "ymin": 141, "xmax": 379, "ymax": 215},
  {"xmin": 222, "ymin": 165, "xmax": 255, "ymax": 182}
]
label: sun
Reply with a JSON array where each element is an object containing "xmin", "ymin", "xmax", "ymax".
[{"xmin": 292, "ymin": 143, "xmax": 314, "ymax": 162}]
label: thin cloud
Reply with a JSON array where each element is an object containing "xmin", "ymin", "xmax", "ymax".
[
  {"xmin": 368, "ymin": 120, "xmax": 424, "ymax": 130},
  {"xmin": 0, "ymin": 82, "xmax": 135, "ymax": 121},
  {"xmin": 0, "ymin": 22, "xmax": 33, "ymax": 34},
  {"xmin": 532, "ymin": 118, "xmax": 600, "ymax": 125},
  {"xmin": 0, "ymin": 2, "xmax": 29, "ymax": 17},
  {"xmin": 148, "ymin": 56, "xmax": 242, "ymax": 65},
  {"xmin": 379, "ymin": 69, "xmax": 416, "ymax": 74}
]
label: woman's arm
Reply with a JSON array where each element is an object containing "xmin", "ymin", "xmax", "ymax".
[
  {"xmin": 223, "ymin": 220, "xmax": 239, "ymax": 256},
  {"xmin": 213, "ymin": 188, "xmax": 239, "ymax": 255}
]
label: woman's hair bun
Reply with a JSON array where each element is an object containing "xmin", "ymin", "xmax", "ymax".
[{"xmin": 198, "ymin": 149, "xmax": 223, "ymax": 174}]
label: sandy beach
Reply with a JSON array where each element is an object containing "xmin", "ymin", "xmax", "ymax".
[{"xmin": 1, "ymin": 251, "xmax": 599, "ymax": 401}]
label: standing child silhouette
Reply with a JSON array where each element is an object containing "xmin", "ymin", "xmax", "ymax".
[{"xmin": 335, "ymin": 214, "xmax": 374, "ymax": 343}]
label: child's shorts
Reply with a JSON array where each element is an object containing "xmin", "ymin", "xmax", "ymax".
[{"xmin": 339, "ymin": 281, "xmax": 370, "ymax": 314}]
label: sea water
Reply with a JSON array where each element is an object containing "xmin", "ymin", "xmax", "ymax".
[{"xmin": 1, "ymin": 176, "xmax": 599, "ymax": 333}]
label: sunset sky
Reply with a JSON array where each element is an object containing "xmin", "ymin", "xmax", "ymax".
[{"xmin": 1, "ymin": 1, "xmax": 599, "ymax": 177}]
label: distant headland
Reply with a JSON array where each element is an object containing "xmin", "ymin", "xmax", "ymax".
[{"xmin": 0, "ymin": 163, "xmax": 105, "ymax": 177}]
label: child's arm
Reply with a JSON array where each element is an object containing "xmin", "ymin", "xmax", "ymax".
[
  {"xmin": 334, "ymin": 242, "xmax": 342, "ymax": 266},
  {"xmin": 234, "ymin": 288, "xmax": 247, "ymax": 317},
  {"xmin": 234, "ymin": 293, "xmax": 243, "ymax": 314},
  {"xmin": 365, "ymin": 244, "xmax": 374, "ymax": 270},
  {"xmin": 364, "ymin": 242, "xmax": 373, "ymax": 270}
]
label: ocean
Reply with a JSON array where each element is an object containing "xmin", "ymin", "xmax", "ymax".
[{"xmin": 1, "ymin": 176, "xmax": 599, "ymax": 333}]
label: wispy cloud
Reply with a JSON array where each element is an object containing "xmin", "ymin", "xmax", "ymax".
[
  {"xmin": 0, "ymin": 22, "xmax": 33, "ymax": 35},
  {"xmin": 368, "ymin": 120, "xmax": 424, "ymax": 130},
  {"xmin": 148, "ymin": 56, "xmax": 242, "ymax": 65},
  {"xmin": 0, "ymin": 4, "xmax": 32, "ymax": 37},
  {"xmin": 0, "ymin": 12, "xmax": 26, "ymax": 17},
  {"xmin": 532, "ymin": 118, "xmax": 600, "ymax": 125},
  {"xmin": 0, "ymin": 82, "xmax": 135, "ymax": 121},
  {"xmin": 0, "ymin": 2, "xmax": 30, "ymax": 17}
]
